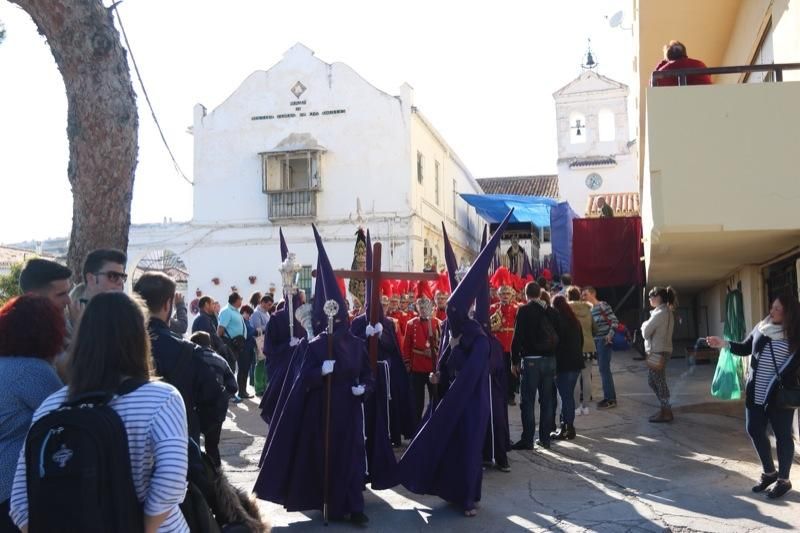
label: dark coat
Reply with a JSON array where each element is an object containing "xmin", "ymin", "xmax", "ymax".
[
  {"xmin": 555, "ymin": 313, "xmax": 585, "ymax": 374},
  {"xmin": 149, "ymin": 318, "xmax": 225, "ymax": 441}
]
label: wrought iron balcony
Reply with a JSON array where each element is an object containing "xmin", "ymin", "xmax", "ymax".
[{"xmin": 265, "ymin": 188, "xmax": 318, "ymax": 220}]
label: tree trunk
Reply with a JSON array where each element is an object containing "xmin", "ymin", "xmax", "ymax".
[{"xmin": 11, "ymin": 0, "xmax": 138, "ymax": 278}]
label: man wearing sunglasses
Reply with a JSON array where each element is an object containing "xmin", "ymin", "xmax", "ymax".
[{"xmin": 69, "ymin": 249, "xmax": 128, "ymax": 320}]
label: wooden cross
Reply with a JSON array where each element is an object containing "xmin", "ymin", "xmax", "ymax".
[{"xmin": 335, "ymin": 242, "xmax": 438, "ymax": 371}]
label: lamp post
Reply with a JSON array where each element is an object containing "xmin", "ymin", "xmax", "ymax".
[{"xmin": 279, "ymin": 252, "xmax": 302, "ymax": 338}]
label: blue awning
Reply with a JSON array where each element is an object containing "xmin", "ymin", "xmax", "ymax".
[{"xmin": 459, "ymin": 194, "xmax": 559, "ymax": 228}]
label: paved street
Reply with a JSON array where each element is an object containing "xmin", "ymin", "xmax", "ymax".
[{"xmin": 219, "ymin": 352, "xmax": 800, "ymax": 532}]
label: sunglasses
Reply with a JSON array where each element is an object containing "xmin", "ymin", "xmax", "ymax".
[{"xmin": 96, "ymin": 270, "xmax": 128, "ymax": 283}]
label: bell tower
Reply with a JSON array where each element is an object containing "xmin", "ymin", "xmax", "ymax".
[{"xmin": 552, "ymin": 41, "xmax": 636, "ymax": 216}]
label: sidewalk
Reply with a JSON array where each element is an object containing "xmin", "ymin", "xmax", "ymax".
[{"xmin": 220, "ymin": 351, "xmax": 800, "ymax": 532}]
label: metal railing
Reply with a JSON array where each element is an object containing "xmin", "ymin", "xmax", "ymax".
[
  {"xmin": 266, "ymin": 188, "xmax": 318, "ymax": 220},
  {"xmin": 651, "ymin": 62, "xmax": 800, "ymax": 86}
]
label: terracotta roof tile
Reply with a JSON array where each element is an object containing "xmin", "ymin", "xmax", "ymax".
[
  {"xmin": 476, "ymin": 175, "xmax": 559, "ymax": 198},
  {"xmin": 569, "ymin": 156, "xmax": 616, "ymax": 169},
  {"xmin": 585, "ymin": 192, "xmax": 640, "ymax": 217}
]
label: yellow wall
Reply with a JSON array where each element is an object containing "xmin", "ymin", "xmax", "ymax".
[{"xmin": 647, "ymin": 81, "xmax": 800, "ymax": 233}]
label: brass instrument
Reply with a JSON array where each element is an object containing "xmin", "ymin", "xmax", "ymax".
[{"xmin": 490, "ymin": 307, "xmax": 503, "ymax": 332}]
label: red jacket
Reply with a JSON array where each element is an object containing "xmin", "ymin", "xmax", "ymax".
[
  {"xmin": 402, "ymin": 316, "xmax": 441, "ymax": 374},
  {"xmin": 654, "ymin": 57, "xmax": 712, "ymax": 86},
  {"xmin": 434, "ymin": 308, "xmax": 447, "ymax": 322},
  {"xmin": 388, "ymin": 310, "xmax": 409, "ymax": 337},
  {"xmin": 490, "ymin": 302, "xmax": 518, "ymax": 353}
]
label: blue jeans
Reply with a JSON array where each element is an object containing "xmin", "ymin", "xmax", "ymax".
[
  {"xmin": 556, "ymin": 371, "xmax": 580, "ymax": 425},
  {"xmin": 519, "ymin": 356, "xmax": 556, "ymax": 445},
  {"xmin": 746, "ymin": 404, "xmax": 795, "ymax": 479},
  {"xmin": 595, "ymin": 338, "xmax": 616, "ymax": 401}
]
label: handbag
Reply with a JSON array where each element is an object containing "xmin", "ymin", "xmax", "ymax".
[
  {"xmin": 768, "ymin": 339, "xmax": 800, "ymax": 409},
  {"xmin": 646, "ymin": 352, "xmax": 668, "ymax": 371}
]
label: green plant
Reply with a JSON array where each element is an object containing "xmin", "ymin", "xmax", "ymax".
[{"xmin": 0, "ymin": 262, "xmax": 23, "ymax": 305}]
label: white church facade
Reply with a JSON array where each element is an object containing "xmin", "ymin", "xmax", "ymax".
[
  {"xmin": 126, "ymin": 43, "xmax": 483, "ymax": 301},
  {"xmin": 552, "ymin": 67, "xmax": 639, "ymax": 217}
]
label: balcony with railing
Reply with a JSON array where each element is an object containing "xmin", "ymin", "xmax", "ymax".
[
  {"xmin": 643, "ymin": 63, "xmax": 800, "ymax": 288},
  {"xmin": 266, "ymin": 188, "xmax": 318, "ymax": 220}
]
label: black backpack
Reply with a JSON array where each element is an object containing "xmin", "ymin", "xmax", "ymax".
[{"xmin": 24, "ymin": 380, "xmax": 147, "ymax": 533}]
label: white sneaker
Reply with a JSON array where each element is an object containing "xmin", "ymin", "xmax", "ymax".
[
  {"xmin": 575, "ymin": 409, "xmax": 582, "ymax": 417},
  {"xmin": 582, "ymin": 406, "xmax": 590, "ymax": 415}
]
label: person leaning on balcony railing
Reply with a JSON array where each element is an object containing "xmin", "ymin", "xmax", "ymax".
[
  {"xmin": 653, "ymin": 40, "xmax": 713, "ymax": 87},
  {"xmin": 707, "ymin": 292, "xmax": 800, "ymax": 500}
]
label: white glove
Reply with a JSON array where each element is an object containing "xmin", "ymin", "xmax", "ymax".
[
  {"xmin": 351, "ymin": 384, "xmax": 366, "ymax": 396},
  {"xmin": 322, "ymin": 360, "xmax": 335, "ymax": 376},
  {"xmin": 289, "ymin": 337, "xmax": 301, "ymax": 347},
  {"xmin": 365, "ymin": 323, "xmax": 384, "ymax": 337}
]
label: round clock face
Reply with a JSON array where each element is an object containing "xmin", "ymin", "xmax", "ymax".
[{"xmin": 586, "ymin": 172, "xmax": 603, "ymax": 190}]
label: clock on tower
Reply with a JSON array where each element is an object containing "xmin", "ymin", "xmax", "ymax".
[{"xmin": 586, "ymin": 172, "xmax": 603, "ymax": 190}]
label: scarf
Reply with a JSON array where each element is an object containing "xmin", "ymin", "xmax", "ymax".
[{"xmin": 757, "ymin": 317, "xmax": 786, "ymax": 341}]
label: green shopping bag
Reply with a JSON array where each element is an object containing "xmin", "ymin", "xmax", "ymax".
[
  {"xmin": 253, "ymin": 359, "xmax": 267, "ymax": 396},
  {"xmin": 710, "ymin": 348, "xmax": 742, "ymax": 400}
]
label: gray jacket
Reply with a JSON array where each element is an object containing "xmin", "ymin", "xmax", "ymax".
[{"xmin": 641, "ymin": 304, "xmax": 674, "ymax": 354}]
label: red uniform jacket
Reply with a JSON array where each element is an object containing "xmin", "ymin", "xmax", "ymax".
[
  {"xmin": 490, "ymin": 302, "xmax": 518, "ymax": 354},
  {"xmin": 653, "ymin": 57, "xmax": 712, "ymax": 86},
  {"xmin": 402, "ymin": 316, "xmax": 442, "ymax": 374},
  {"xmin": 434, "ymin": 308, "xmax": 447, "ymax": 322},
  {"xmin": 388, "ymin": 310, "xmax": 408, "ymax": 337}
]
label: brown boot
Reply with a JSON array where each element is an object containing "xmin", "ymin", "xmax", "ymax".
[{"xmin": 649, "ymin": 407, "xmax": 673, "ymax": 423}]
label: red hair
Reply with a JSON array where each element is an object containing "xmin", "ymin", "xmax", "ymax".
[{"xmin": 0, "ymin": 295, "xmax": 66, "ymax": 360}]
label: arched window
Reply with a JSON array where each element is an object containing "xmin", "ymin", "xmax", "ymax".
[
  {"xmin": 569, "ymin": 112, "xmax": 587, "ymax": 144},
  {"xmin": 599, "ymin": 109, "xmax": 615, "ymax": 142}
]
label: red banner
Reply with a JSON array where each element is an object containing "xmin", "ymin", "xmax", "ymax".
[{"xmin": 571, "ymin": 217, "xmax": 644, "ymax": 288}]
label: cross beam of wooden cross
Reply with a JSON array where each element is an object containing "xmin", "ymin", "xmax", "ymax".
[{"xmin": 335, "ymin": 242, "xmax": 438, "ymax": 371}]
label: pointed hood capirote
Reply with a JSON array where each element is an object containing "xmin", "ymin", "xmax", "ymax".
[
  {"xmin": 311, "ymin": 224, "xmax": 349, "ymax": 335},
  {"xmin": 446, "ymin": 209, "xmax": 513, "ymax": 338},
  {"xmin": 441, "ymin": 222, "xmax": 459, "ymax": 292},
  {"xmin": 473, "ymin": 225, "xmax": 490, "ymax": 332}
]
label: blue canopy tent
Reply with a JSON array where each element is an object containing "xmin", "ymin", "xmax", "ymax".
[{"xmin": 460, "ymin": 194, "xmax": 577, "ymax": 277}]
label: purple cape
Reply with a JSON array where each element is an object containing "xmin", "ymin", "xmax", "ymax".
[
  {"xmin": 253, "ymin": 329, "xmax": 373, "ymax": 519},
  {"xmin": 398, "ymin": 320, "xmax": 490, "ymax": 511},
  {"xmin": 483, "ymin": 335, "xmax": 510, "ymax": 464},
  {"xmin": 259, "ymin": 307, "xmax": 307, "ymax": 424},
  {"xmin": 350, "ymin": 314, "xmax": 401, "ymax": 489},
  {"xmin": 351, "ymin": 314, "xmax": 416, "ymax": 441}
]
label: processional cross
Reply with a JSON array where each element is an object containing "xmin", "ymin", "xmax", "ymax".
[{"xmin": 335, "ymin": 242, "xmax": 438, "ymax": 372}]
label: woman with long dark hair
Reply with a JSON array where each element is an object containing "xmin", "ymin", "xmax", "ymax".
[
  {"xmin": 551, "ymin": 295, "xmax": 584, "ymax": 440},
  {"xmin": 10, "ymin": 292, "xmax": 190, "ymax": 532},
  {"xmin": 708, "ymin": 292, "xmax": 800, "ymax": 499},
  {"xmin": 641, "ymin": 286, "xmax": 677, "ymax": 423}
]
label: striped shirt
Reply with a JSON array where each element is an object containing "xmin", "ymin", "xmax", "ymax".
[
  {"xmin": 10, "ymin": 381, "xmax": 189, "ymax": 532},
  {"xmin": 591, "ymin": 301, "xmax": 619, "ymax": 338},
  {"xmin": 754, "ymin": 339, "xmax": 792, "ymax": 406}
]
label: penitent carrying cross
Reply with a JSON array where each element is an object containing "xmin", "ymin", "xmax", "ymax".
[{"xmin": 335, "ymin": 242, "xmax": 438, "ymax": 372}]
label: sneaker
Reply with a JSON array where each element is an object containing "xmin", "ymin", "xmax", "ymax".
[
  {"xmin": 752, "ymin": 472, "xmax": 778, "ymax": 493},
  {"xmin": 597, "ymin": 399, "xmax": 617, "ymax": 409},
  {"xmin": 767, "ymin": 480, "xmax": 792, "ymax": 499},
  {"xmin": 582, "ymin": 406, "xmax": 590, "ymax": 415},
  {"xmin": 575, "ymin": 409, "xmax": 582, "ymax": 417},
  {"xmin": 535, "ymin": 439, "xmax": 551, "ymax": 449},
  {"xmin": 497, "ymin": 463, "xmax": 511, "ymax": 473}
]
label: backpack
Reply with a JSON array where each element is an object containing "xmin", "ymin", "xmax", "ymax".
[
  {"xmin": 24, "ymin": 379, "xmax": 147, "ymax": 533},
  {"xmin": 532, "ymin": 309, "xmax": 559, "ymax": 354}
]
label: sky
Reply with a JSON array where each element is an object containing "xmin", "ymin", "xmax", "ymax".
[{"xmin": 0, "ymin": 0, "xmax": 634, "ymax": 245}]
